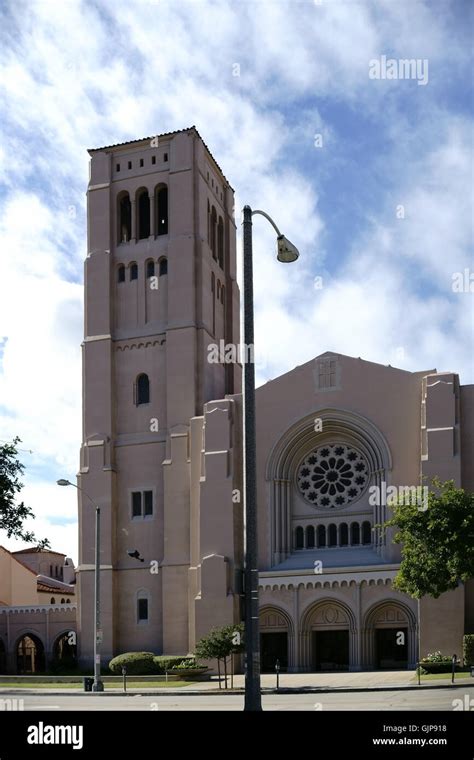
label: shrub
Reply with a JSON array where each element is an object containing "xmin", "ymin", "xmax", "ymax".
[
  {"xmin": 152, "ymin": 656, "xmax": 193, "ymax": 674},
  {"xmin": 419, "ymin": 652, "xmax": 458, "ymax": 674},
  {"xmin": 463, "ymin": 635, "xmax": 474, "ymax": 667},
  {"xmin": 108, "ymin": 652, "xmax": 156, "ymax": 675}
]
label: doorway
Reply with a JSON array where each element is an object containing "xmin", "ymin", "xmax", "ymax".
[
  {"xmin": 376, "ymin": 628, "xmax": 408, "ymax": 669},
  {"xmin": 260, "ymin": 632, "xmax": 288, "ymax": 672},
  {"xmin": 313, "ymin": 630, "xmax": 349, "ymax": 671}
]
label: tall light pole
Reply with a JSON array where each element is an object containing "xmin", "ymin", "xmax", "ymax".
[
  {"xmin": 57, "ymin": 478, "xmax": 104, "ymax": 692},
  {"xmin": 242, "ymin": 205, "xmax": 299, "ymax": 712}
]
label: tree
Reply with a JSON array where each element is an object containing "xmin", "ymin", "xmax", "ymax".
[
  {"xmin": 0, "ymin": 437, "xmax": 49, "ymax": 546},
  {"xmin": 195, "ymin": 623, "xmax": 244, "ymax": 689},
  {"xmin": 384, "ymin": 479, "xmax": 474, "ymax": 598}
]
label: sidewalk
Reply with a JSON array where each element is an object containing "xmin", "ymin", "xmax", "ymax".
[{"xmin": 1, "ymin": 670, "xmax": 473, "ymax": 695}]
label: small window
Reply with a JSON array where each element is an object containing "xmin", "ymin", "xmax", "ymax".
[
  {"xmin": 136, "ymin": 373, "xmax": 150, "ymax": 405},
  {"xmin": 152, "ymin": 155, "xmax": 156, "ymax": 165},
  {"xmin": 159, "ymin": 258, "xmax": 168, "ymax": 276},
  {"xmin": 128, "ymin": 161, "xmax": 132, "ymax": 170},
  {"xmin": 118, "ymin": 265, "xmax": 125, "ymax": 283},
  {"xmin": 221, "ymin": 285, "xmax": 225, "ymax": 305},
  {"xmin": 306, "ymin": 525, "xmax": 315, "ymax": 549},
  {"xmin": 138, "ymin": 597, "xmax": 148, "ymax": 622},
  {"xmin": 164, "ymin": 153, "xmax": 168, "ymax": 162},
  {"xmin": 340, "ymin": 523, "xmax": 349, "ymax": 546},
  {"xmin": 132, "ymin": 492, "xmax": 142, "ymax": 518},
  {"xmin": 295, "ymin": 526, "xmax": 304, "ymax": 549},
  {"xmin": 362, "ymin": 521, "xmax": 372, "ymax": 545},
  {"xmin": 144, "ymin": 490, "xmax": 153, "ymax": 516},
  {"xmin": 140, "ymin": 158, "xmax": 144, "ymax": 167},
  {"xmin": 146, "ymin": 260, "xmax": 155, "ymax": 278},
  {"xmin": 130, "ymin": 263, "xmax": 138, "ymax": 280},
  {"xmin": 66, "ymin": 599, "xmax": 70, "ymax": 604},
  {"xmin": 61, "ymin": 598, "xmax": 65, "ymax": 604},
  {"xmin": 50, "ymin": 565, "xmax": 53, "ymax": 577},
  {"xmin": 50, "ymin": 597, "xmax": 55, "ymax": 604},
  {"xmin": 116, "ymin": 163, "xmax": 120, "ymax": 172}
]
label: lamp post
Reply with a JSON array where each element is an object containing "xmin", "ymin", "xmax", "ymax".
[
  {"xmin": 242, "ymin": 205, "xmax": 299, "ymax": 712},
  {"xmin": 57, "ymin": 478, "xmax": 104, "ymax": 692}
]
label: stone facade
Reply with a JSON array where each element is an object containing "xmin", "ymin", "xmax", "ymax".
[{"xmin": 77, "ymin": 128, "xmax": 474, "ymax": 672}]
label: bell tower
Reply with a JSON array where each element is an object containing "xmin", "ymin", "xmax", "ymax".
[{"xmin": 77, "ymin": 127, "xmax": 240, "ymax": 665}]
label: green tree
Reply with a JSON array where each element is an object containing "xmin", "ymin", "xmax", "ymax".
[
  {"xmin": 195, "ymin": 623, "xmax": 244, "ymax": 689},
  {"xmin": 0, "ymin": 437, "xmax": 49, "ymax": 546},
  {"xmin": 384, "ymin": 479, "xmax": 474, "ymax": 598}
]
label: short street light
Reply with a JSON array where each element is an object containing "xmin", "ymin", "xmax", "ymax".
[
  {"xmin": 57, "ymin": 478, "xmax": 104, "ymax": 692},
  {"xmin": 242, "ymin": 206, "xmax": 299, "ymax": 712}
]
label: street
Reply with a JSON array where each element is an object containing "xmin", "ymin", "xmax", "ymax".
[{"xmin": 9, "ymin": 687, "xmax": 473, "ymax": 711}]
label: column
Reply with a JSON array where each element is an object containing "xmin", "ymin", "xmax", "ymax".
[{"xmin": 292, "ymin": 585, "xmax": 300, "ymax": 672}]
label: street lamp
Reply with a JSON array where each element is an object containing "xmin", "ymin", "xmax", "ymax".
[
  {"xmin": 241, "ymin": 206, "xmax": 299, "ymax": 712},
  {"xmin": 57, "ymin": 478, "xmax": 104, "ymax": 692}
]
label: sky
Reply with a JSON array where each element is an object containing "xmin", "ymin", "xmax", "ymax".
[{"xmin": 0, "ymin": 0, "xmax": 472, "ymax": 565}]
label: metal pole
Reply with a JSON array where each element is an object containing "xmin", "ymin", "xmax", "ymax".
[
  {"xmin": 242, "ymin": 204, "xmax": 262, "ymax": 711},
  {"xmin": 93, "ymin": 506, "xmax": 104, "ymax": 691}
]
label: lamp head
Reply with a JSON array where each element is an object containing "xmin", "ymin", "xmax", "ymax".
[
  {"xmin": 57, "ymin": 479, "xmax": 71, "ymax": 486},
  {"xmin": 276, "ymin": 235, "xmax": 299, "ymax": 263}
]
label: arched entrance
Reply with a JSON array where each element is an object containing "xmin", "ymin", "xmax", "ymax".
[
  {"xmin": 16, "ymin": 634, "xmax": 45, "ymax": 674},
  {"xmin": 259, "ymin": 607, "xmax": 292, "ymax": 672},
  {"xmin": 300, "ymin": 600, "xmax": 356, "ymax": 672},
  {"xmin": 0, "ymin": 637, "xmax": 6, "ymax": 674},
  {"xmin": 363, "ymin": 602, "xmax": 417, "ymax": 669},
  {"xmin": 52, "ymin": 632, "xmax": 77, "ymax": 671}
]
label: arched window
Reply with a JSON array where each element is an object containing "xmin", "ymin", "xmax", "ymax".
[
  {"xmin": 66, "ymin": 598, "xmax": 70, "ymax": 604},
  {"xmin": 159, "ymin": 258, "xmax": 168, "ymax": 276},
  {"xmin": 295, "ymin": 526, "xmax": 304, "ymax": 549},
  {"xmin": 306, "ymin": 525, "xmax": 315, "ymax": 549},
  {"xmin": 217, "ymin": 280, "xmax": 221, "ymax": 300},
  {"xmin": 50, "ymin": 597, "xmax": 55, "ymax": 604},
  {"xmin": 217, "ymin": 216, "xmax": 224, "ymax": 268},
  {"xmin": 317, "ymin": 525, "xmax": 326, "ymax": 548},
  {"xmin": 340, "ymin": 523, "xmax": 349, "ymax": 546},
  {"xmin": 211, "ymin": 206, "xmax": 217, "ymax": 259},
  {"xmin": 221, "ymin": 285, "xmax": 225, "ymax": 305},
  {"xmin": 117, "ymin": 265, "xmax": 125, "ymax": 283},
  {"xmin": 137, "ymin": 590, "xmax": 149, "ymax": 623},
  {"xmin": 362, "ymin": 521, "xmax": 372, "ymax": 545},
  {"xmin": 328, "ymin": 524, "xmax": 337, "ymax": 547},
  {"xmin": 136, "ymin": 373, "xmax": 150, "ymax": 405},
  {"xmin": 60, "ymin": 598, "xmax": 65, "ymax": 604},
  {"xmin": 146, "ymin": 260, "xmax": 155, "ymax": 278},
  {"xmin": 156, "ymin": 185, "xmax": 168, "ymax": 235},
  {"xmin": 118, "ymin": 192, "xmax": 131, "ymax": 243},
  {"xmin": 207, "ymin": 200, "xmax": 211, "ymax": 243},
  {"xmin": 130, "ymin": 263, "xmax": 138, "ymax": 280},
  {"xmin": 137, "ymin": 189, "xmax": 150, "ymax": 239},
  {"xmin": 351, "ymin": 522, "xmax": 360, "ymax": 545}
]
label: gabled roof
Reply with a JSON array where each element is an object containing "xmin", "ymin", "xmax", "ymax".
[
  {"xmin": 0, "ymin": 546, "xmax": 37, "ymax": 575},
  {"xmin": 87, "ymin": 125, "xmax": 233, "ymax": 189},
  {"xmin": 12, "ymin": 547, "xmax": 65, "ymax": 556}
]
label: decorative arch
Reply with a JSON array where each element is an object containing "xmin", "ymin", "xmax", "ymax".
[
  {"xmin": 299, "ymin": 598, "xmax": 357, "ymax": 671},
  {"xmin": 16, "ymin": 633, "xmax": 45, "ymax": 674},
  {"xmin": 362, "ymin": 600, "xmax": 417, "ymax": 670},
  {"xmin": 155, "ymin": 183, "xmax": 168, "ymax": 235},
  {"xmin": 265, "ymin": 407, "xmax": 392, "ymax": 565},
  {"xmin": 259, "ymin": 605, "xmax": 295, "ymax": 671}
]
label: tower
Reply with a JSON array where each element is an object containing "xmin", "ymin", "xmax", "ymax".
[{"xmin": 77, "ymin": 127, "xmax": 240, "ymax": 665}]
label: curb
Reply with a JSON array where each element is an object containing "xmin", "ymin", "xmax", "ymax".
[{"xmin": 1, "ymin": 683, "xmax": 473, "ymax": 697}]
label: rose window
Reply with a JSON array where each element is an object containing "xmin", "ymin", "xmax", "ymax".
[{"xmin": 297, "ymin": 444, "xmax": 369, "ymax": 508}]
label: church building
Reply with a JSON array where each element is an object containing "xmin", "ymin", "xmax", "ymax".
[{"xmin": 77, "ymin": 127, "xmax": 474, "ymax": 672}]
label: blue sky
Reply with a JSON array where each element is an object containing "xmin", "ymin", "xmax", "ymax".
[{"xmin": 0, "ymin": 0, "xmax": 472, "ymax": 563}]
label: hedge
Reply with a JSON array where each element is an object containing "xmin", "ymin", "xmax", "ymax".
[
  {"xmin": 108, "ymin": 652, "xmax": 156, "ymax": 675},
  {"xmin": 108, "ymin": 653, "xmax": 195, "ymax": 675},
  {"xmin": 463, "ymin": 635, "xmax": 474, "ymax": 667}
]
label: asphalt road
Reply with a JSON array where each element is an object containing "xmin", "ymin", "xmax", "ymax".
[{"xmin": 11, "ymin": 687, "xmax": 472, "ymax": 711}]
